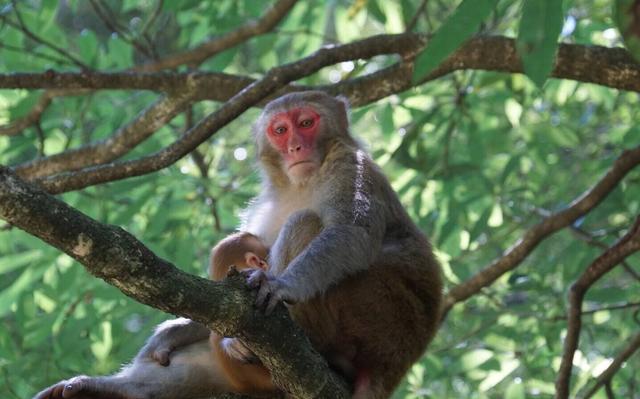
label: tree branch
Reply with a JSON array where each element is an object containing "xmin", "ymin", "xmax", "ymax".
[
  {"xmin": 555, "ymin": 216, "xmax": 640, "ymax": 399},
  {"xmin": 579, "ymin": 331, "xmax": 640, "ymax": 399},
  {"xmin": 0, "ymin": 89, "xmax": 88, "ymax": 137},
  {"xmin": 0, "ymin": 0, "xmax": 299, "ymax": 136},
  {"xmin": 2, "ymin": 36, "xmax": 640, "ymax": 94},
  {"xmin": 3, "ymin": 1, "xmax": 90, "ymax": 69},
  {"xmin": 2, "ymin": 34, "xmax": 639, "ymax": 142},
  {"xmin": 14, "ymin": 93, "xmax": 191, "ymax": 179},
  {"xmin": 443, "ymin": 146, "xmax": 640, "ymax": 315},
  {"xmin": 25, "ymin": 34, "xmax": 422, "ymax": 194},
  {"xmin": 134, "ymin": 0, "xmax": 299, "ymax": 72},
  {"xmin": 0, "ymin": 166, "xmax": 349, "ymax": 398}
]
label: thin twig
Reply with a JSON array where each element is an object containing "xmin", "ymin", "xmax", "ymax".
[
  {"xmin": 14, "ymin": 94, "xmax": 191, "ymax": 179},
  {"xmin": 444, "ymin": 148, "xmax": 640, "ymax": 316},
  {"xmin": 141, "ymin": 0, "xmax": 164, "ymax": 36},
  {"xmin": 406, "ymin": 0, "xmax": 429, "ymax": 32},
  {"xmin": 89, "ymin": 0, "xmax": 153, "ymax": 59},
  {"xmin": 579, "ymin": 331, "xmax": 640, "ymax": 398},
  {"xmin": 5, "ymin": 1, "xmax": 90, "ymax": 69},
  {"xmin": 34, "ymin": 120, "xmax": 45, "ymax": 157},
  {"xmin": 181, "ymin": 105, "xmax": 222, "ymax": 232},
  {"xmin": 134, "ymin": 0, "xmax": 299, "ymax": 72},
  {"xmin": 570, "ymin": 224, "xmax": 640, "ymax": 282},
  {"xmin": 0, "ymin": 42, "xmax": 72, "ymax": 65},
  {"xmin": 555, "ymin": 216, "xmax": 640, "ymax": 399}
]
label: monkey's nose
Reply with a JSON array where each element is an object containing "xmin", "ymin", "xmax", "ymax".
[{"xmin": 289, "ymin": 145, "xmax": 302, "ymax": 153}]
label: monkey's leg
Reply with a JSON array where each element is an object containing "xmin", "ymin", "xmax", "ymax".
[
  {"xmin": 33, "ymin": 340, "xmax": 232, "ymax": 399},
  {"xmin": 136, "ymin": 317, "xmax": 211, "ymax": 365},
  {"xmin": 332, "ymin": 238, "xmax": 443, "ymax": 399}
]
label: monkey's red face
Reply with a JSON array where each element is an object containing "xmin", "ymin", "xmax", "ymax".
[{"xmin": 267, "ymin": 107, "xmax": 321, "ymax": 182}]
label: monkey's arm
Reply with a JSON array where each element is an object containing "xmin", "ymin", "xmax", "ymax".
[
  {"xmin": 136, "ymin": 318, "xmax": 211, "ymax": 366},
  {"xmin": 250, "ymin": 190, "xmax": 386, "ymax": 312}
]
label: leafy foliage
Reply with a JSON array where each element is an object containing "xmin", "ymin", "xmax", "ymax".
[{"xmin": 0, "ymin": 1, "xmax": 639, "ymax": 398}]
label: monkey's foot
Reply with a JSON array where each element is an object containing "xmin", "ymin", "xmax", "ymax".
[
  {"xmin": 34, "ymin": 376, "xmax": 89, "ymax": 399},
  {"xmin": 33, "ymin": 376, "xmax": 126, "ymax": 399}
]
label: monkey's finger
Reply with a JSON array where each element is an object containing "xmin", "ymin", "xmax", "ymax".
[
  {"xmin": 265, "ymin": 295, "xmax": 280, "ymax": 315},
  {"xmin": 239, "ymin": 269, "xmax": 254, "ymax": 278},
  {"xmin": 246, "ymin": 270, "xmax": 265, "ymax": 289},
  {"xmin": 255, "ymin": 282, "xmax": 273, "ymax": 309}
]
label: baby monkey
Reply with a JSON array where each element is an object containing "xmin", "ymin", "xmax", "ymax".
[{"xmin": 33, "ymin": 232, "xmax": 277, "ymax": 399}]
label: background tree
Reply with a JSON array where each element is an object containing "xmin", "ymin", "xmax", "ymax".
[{"xmin": 0, "ymin": 0, "xmax": 639, "ymax": 398}]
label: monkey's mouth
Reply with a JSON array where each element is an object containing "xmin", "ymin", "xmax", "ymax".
[{"xmin": 288, "ymin": 160, "xmax": 315, "ymax": 169}]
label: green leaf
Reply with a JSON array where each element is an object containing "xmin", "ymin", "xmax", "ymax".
[
  {"xmin": 516, "ymin": 0, "xmax": 564, "ymax": 88},
  {"xmin": 368, "ymin": 0, "xmax": 387, "ymax": 24},
  {"xmin": 77, "ymin": 29, "xmax": 99, "ymax": 66},
  {"xmin": 9, "ymin": 93, "xmax": 40, "ymax": 120},
  {"xmin": 460, "ymin": 348, "xmax": 494, "ymax": 370},
  {"xmin": 412, "ymin": 0, "xmax": 498, "ymax": 82},
  {"xmin": 0, "ymin": 249, "xmax": 42, "ymax": 275},
  {"xmin": 107, "ymin": 36, "xmax": 133, "ymax": 69},
  {"xmin": 505, "ymin": 381, "xmax": 526, "ymax": 399},
  {"xmin": 0, "ymin": 266, "xmax": 46, "ymax": 317}
]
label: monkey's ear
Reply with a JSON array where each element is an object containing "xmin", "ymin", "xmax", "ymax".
[
  {"xmin": 335, "ymin": 95, "xmax": 351, "ymax": 127},
  {"xmin": 245, "ymin": 252, "xmax": 268, "ymax": 270},
  {"xmin": 335, "ymin": 95, "xmax": 351, "ymax": 111}
]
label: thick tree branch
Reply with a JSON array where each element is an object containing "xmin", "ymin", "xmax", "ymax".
[
  {"xmin": 555, "ymin": 216, "xmax": 640, "ymax": 399},
  {"xmin": 8, "ymin": 34, "xmax": 639, "ymax": 183},
  {"xmin": 2, "ymin": 34, "xmax": 639, "ymax": 143},
  {"xmin": 2, "ymin": 36, "xmax": 640, "ymax": 94},
  {"xmin": 579, "ymin": 331, "xmax": 640, "ymax": 399},
  {"xmin": 443, "ymin": 146, "xmax": 640, "ymax": 315},
  {"xmin": 0, "ymin": 166, "xmax": 349, "ymax": 399}
]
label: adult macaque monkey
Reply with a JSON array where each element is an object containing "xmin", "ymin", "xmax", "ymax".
[
  {"xmin": 240, "ymin": 91, "xmax": 443, "ymax": 397},
  {"xmin": 34, "ymin": 91, "xmax": 443, "ymax": 399}
]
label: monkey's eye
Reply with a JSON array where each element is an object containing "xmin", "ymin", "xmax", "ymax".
[
  {"xmin": 300, "ymin": 119, "xmax": 314, "ymax": 128},
  {"xmin": 274, "ymin": 126, "xmax": 287, "ymax": 135}
]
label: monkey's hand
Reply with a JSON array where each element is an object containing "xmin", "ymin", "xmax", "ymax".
[
  {"xmin": 245, "ymin": 269, "xmax": 297, "ymax": 315},
  {"xmin": 220, "ymin": 337, "xmax": 259, "ymax": 364}
]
